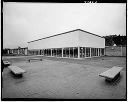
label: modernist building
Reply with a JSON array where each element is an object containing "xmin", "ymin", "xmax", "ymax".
[
  {"xmin": 28, "ymin": 29, "xmax": 105, "ymax": 59},
  {"xmin": 4, "ymin": 47, "xmax": 28, "ymax": 55}
]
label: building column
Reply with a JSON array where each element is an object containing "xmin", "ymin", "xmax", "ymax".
[
  {"xmin": 78, "ymin": 46, "xmax": 80, "ymax": 58},
  {"xmin": 90, "ymin": 48, "xmax": 91, "ymax": 57}
]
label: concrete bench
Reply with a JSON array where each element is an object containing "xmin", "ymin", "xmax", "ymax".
[
  {"xmin": 8, "ymin": 66, "xmax": 26, "ymax": 76},
  {"xmin": 99, "ymin": 66, "xmax": 123, "ymax": 82},
  {"xmin": 3, "ymin": 61, "xmax": 11, "ymax": 67},
  {"xmin": 28, "ymin": 58, "xmax": 42, "ymax": 62}
]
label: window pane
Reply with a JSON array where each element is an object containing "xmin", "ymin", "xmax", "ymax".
[
  {"xmin": 101, "ymin": 48, "xmax": 104, "ymax": 55},
  {"xmin": 70, "ymin": 47, "xmax": 73, "ymax": 58},
  {"xmin": 63, "ymin": 48, "xmax": 66, "ymax": 57},
  {"xmin": 74, "ymin": 47, "xmax": 78, "ymax": 58},
  {"xmin": 80, "ymin": 47, "xmax": 85, "ymax": 58},
  {"xmin": 86, "ymin": 47, "xmax": 90, "ymax": 57},
  {"xmin": 57, "ymin": 48, "xmax": 62, "ymax": 57},
  {"xmin": 66, "ymin": 48, "xmax": 69, "ymax": 57},
  {"xmin": 80, "ymin": 47, "xmax": 82, "ymax": 58}
]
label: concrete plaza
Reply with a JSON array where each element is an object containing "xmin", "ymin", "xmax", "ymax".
[{"xmin": 2, "ymin": 56, "xmax": 126, "ymax": 99}]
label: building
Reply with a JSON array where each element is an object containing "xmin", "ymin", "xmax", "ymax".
[
  {"xmin": 5, "ymin": 47, "xmax": 28, "ymax": 55},
  {"xmin": 28, "ymin": 29, "xmax": 105, "ymax": 59}
]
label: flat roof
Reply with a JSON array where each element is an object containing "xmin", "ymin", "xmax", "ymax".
[{"xmin": 28, "ymin": 29, "xmax": 104, "ymax": 43}]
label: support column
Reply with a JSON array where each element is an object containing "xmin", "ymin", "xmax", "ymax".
[{"xmin": 78, "ymin": 46, "xmax": 80, "ymax": 58}]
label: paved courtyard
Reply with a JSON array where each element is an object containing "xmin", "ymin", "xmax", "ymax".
[{"xmin": 2, "ymin": 56, "xmax": 126, "ymax": 99}]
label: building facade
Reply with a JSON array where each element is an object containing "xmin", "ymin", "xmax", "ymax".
[
  {"xmin": 28, "ymin": 29, "xmax": 105, "ymax": 59},
  {"xmin": 5, "ymin": 47, "xmax": 28, "ymax": 55}
]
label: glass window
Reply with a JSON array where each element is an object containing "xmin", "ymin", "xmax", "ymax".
[
  {"xmin": 57, "ymin": 48, "xmax": 62, "ymax": 57},
  {"xmin": 96, "ymin": 48, "xmax": 98, "ymax": 56},
  {"xmin": 99, "ymin": 48, "xmax": 101, "ymax": 56},
  {"xmin": 74, "ymin": 47, "xmax": 78, "ymax": 58},
  {"xmin": 44, "ymin": 49, "xmax": 46, "ymax": 56},
  {"xmin": 52, "ymin": 49, "xmax": 56, "ymax": 56},
  {"xmin": 86, "ymin": 47, "xmax": 90, "ymax": 57},
  {"xmin": 70, "ymin": 47, "xmax": 73, "ymax": 58},
  {"xmin": 91, "ymin": 48, "xmax": 94, "ymax": 57},
  {"xmin": 42, "ymin": 49, "xmax": 44, "ymax": 55},
  {"xmin": 94, "ymin": 48, "xmax": 96, "ymax": 56},
  {"xmin": 48, "ymin": 49, "xmax": 51, "ymax": 56},
  {"xmin": 101, "ymin": 48, "xmax": 104, "ymax": 55},
  {"xmin": 80, "ymin": 47, "xmax": 82, "ymax": 58},
  {"xmin": 83, "ymin": 47, "xmax": 85, "ymax": 57},
  {"xmin": 51, "ymin": 49, "xmax": 53, "ymax": 56},
  {"xmin": 55, "ymin": 49, "xmax": 57, "ymax": 56},
  {"xmin": 63, "ymin": 48, "xmax": 66, "ymax": 57},
  {"xmin": 80, "ymin": 47, "xmax": 85, "ymax": 58},
  {"xmin": 91, "ymin": 48, "xmax": 98, "ymax": 57},
  {"xmin": 65, "ymin": 48, "xmax": 69, "ymax": 57}
]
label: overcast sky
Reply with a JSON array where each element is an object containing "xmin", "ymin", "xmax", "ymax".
[{"xmin": 3, "ymin": 3, "xmax": 126, "ymax": 48}]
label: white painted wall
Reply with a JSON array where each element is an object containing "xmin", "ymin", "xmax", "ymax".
[
  {"xmin": 28, "ymin": 30, "xmax": 105, "ymax": 50},
  {"xmin": 78, "ymin": 30, "xmax": 105, "ymax": 48},
  {"xmin": 28, "ymin": 31, "xmax": 79, "ymax": 50}
]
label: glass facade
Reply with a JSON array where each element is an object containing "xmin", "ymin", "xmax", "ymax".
[
  {"xmin": 28, "ymin": 47, "xmax": 105, "ymax": 58},
  {"xmin": 86, "ymin": 47, "xmax": 90, "ymax": 57}
]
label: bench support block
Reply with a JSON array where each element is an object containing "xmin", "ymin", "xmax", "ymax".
[
  {"xmin": 11, "ymin": 71, "xmax": 23, "ymax": 77},
  {"xmin": 105, "ymin": 72, "xmax": 120, "ymax": 82}
]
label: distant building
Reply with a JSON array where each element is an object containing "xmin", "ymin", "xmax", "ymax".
[
  {"xmin": 4, "ymin": 47, "xmax": 28, "ymax": 55},
  {"xmin": 28, "ymin": 29, "xmax": 105, "ymax": 59}
]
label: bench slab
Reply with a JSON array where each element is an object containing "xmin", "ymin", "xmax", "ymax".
[
  {"xmin": 99, "ymin": 66, "xmax": 123, "ymax": 79},
  {"xmin": 8, "ymin": 66, "xmax": 26, "ymax": 75},
  {"xmin": 28, "ymin": 58, "xmax": 42, "ymax": 62},
  {"xmin": 3, "ymin": 61, "xmax": 11, "ymax": 66}
]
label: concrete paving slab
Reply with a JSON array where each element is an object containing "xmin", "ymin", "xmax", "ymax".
[{"xmin": 2, "ymin": 56, "xmax": 126, "ymax": 99}]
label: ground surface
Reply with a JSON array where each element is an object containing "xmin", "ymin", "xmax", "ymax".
[{"xmin": 2, "ymin": 56, "xmax": 126, "ymax": 99}]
